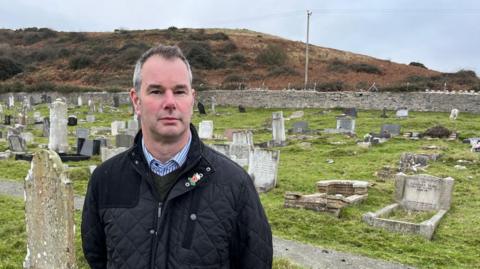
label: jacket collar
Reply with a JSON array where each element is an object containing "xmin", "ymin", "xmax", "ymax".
[{"xmin": 129, "ymin": 124, "xmax": 215, "ymax": 200}]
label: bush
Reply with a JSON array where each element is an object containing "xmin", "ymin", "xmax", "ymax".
[
  {"xmin": 423, "ymin": 125, "xmax": 451, "ymax": 138},
  {"xmin": 327, "ymin": 60, "xmax": 350, "ymax": 73},
  {"xmin": 409, "ymin": 62, "xmax": 427, "ymax": 69},
  {"xmin": 180, "ymin": 41, "xmax": 223, "ymax": 69},
  {"xmin": 0, "ymin": 57, "xmax": 23, "ymax": 80},
  {"xmin": 209, "ymin": 32, "xmax": 229, "ymax": 41},
  {"xmin": 350, "ymin": 63, "xmax": 383, "ymax": 75},
  {"xmin": 256, "ymin": 44, "xmax": 287, "ymax": 66},
  {"xmin": 69, "ymin": 55, "xmax": 93, "ymax": 70},
  {"xmin": 315, "ymin": 81, "xmax": 344, "ymax": 91},
  {"xmin": 267, "ymin": 66, "xmax": 299, "ymax": 77},
  {"xmin": 221, "ymin": 40, "xmax": 237, "ymax": 53}
]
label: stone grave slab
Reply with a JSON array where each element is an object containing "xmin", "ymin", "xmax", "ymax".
[
  {"xmin": 247, "ymin": 148, "xmax": 280, "ymax": 192},
  {"xmin": 116, "ymin": 134, "xmax": 134, "ymax": 148},
  {"xmin": 79, "ymin": 139, "xmax": 101, "ymax": 156},
  {"xmin": 288, "ymin": 111, "xmax": 304, "ymax": 119},
  {"xmin": 399, "ymin": 152, "xmax": 440, "ymax": 172},
  {"xmin": 396, "ymin": 108, "xmax": 409, "ymax": 118},
  {"xmin": 272, "ymin": 111, "xmax": 286, "ymax": 146},
  {"xmin": 111, "ymin": 121, "xmax": 126, "ymax": 136},
  {"xmin": 380, "ymin": 124, "xmax": 401, "ymax": 137},
  {"xmin": 76, "ymin": 128, "xmax": 90, "ymax": 139},
  {"xmin": 101, "ymin": 147, "xmax": 128, "ymax": 162},
  {"xmin": 291, "ymin": 121, "xmax": 309, "ymax": 134},
  {"xmin": 48, "ymin": 99, "xmax": 69, "ymax": 153},
  {"xmin": 336, "ymin": 116, "xmax": 355, "ymax": 133},
  {"xmin": 285, "ymin": 180, "xmax": 368, "ymax": 217},
  {"xmin": 8, "ymin": 134, "xmax": 26, "ymax": 152},
  {"xmin": 197, "ymin": 102, "xmax": 206, "ymax": 114},
  {"xmin": 23, "ymin": 149, "xmax": 76, "ymax": 268},
  {"xmin": 363, "ymin": 173, "xmax": 454, "ymax": 240},
  {"xmin": 343, "ymin": 107, "xmax": 357, "ymax": 117},
  {"xmin": 208, "ymin": 144, "xmax": 230, "ymax": 157},
  {"xmin": 198, "ymin": 120, "xmax": 213, "ymax": 139}
]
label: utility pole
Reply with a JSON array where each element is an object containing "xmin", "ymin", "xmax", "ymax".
[{"xmin": 304, "ymin": 10, "xmax": 312, "ymax": 90}]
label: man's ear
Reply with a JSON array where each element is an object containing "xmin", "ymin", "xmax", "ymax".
[{"xmin": 129, "ymin": 88, "xmax": 140, "ymax": 115}]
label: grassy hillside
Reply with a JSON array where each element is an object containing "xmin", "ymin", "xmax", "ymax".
[{"xmin": 1, "ymin": 27, "xmax": 479, "ymax": 93}]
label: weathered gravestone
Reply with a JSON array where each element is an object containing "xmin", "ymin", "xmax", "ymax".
[
  {"xmin": 363, "ymin": 173, "xmax": 454, "ymax": 240},
  {"xmin": 77, "ymin": 96, "xmax": 83, "ymax": 107},
  {"xmin": 238, "ymin": 105, "xmax": 246, "ymax": 113},
  {"xmin": 86, "ymin": 114, "xmax": 95, "ymax": 123},
  {"xmin": 67, "ymin": 115, "xmax": 78, "ymax": 126},
  {"xmin": 79, "ymin": 139, "xmax": 101, "ymax": 156},
  {"xmin": 336, "ymin": 116, "xmax": 355, "ymax": 133},
  {"xmin": 42, "ymin": 117, "xmax": 50, "ymax": 137},
  {"xmin": 396, "ymin": 107, "xmax": 409, "ymax": 118},
  {"xmin": 76, "ymin": 127, "xmax": 90, "ymax": 139},
  {"xmin": 247, "ymin": 148, "xmax": 280, "ymax": 192},
  {"xmin": 380, "ymin": 124, "xmax": 401, "ymax": 137},
  {"xmin": 284, "ymin": 180, "xmax": 369, "ymax": 217},
  {"xmin": 230, "ymin": 131, "xmax": 254, "ymax": 167},
  {"xmin": 210, "ymin": 96, "xmax": 216, "ymax": 114},
  {"xmin": 272, "ymin": 111, "xmax": 286, "ymax": 146},
  {"xmin": 343, "ymin": 107, "xmax": 357, "ymax": 118},
  {"xmin": 8, "ymin": 134, "xmax": 26, "ymax": 152},
  {"xmin": 380, "ymin": 107, "xmax": 388, "ymax": 118},
  {"xmin": 33, "ymin": 111, "xmax": 43, "ymax": 123},
  {"xmin": 48, "ymin": 99, "xmax": 69, "ymax": 153},
  {"xmin": 23, "ymin": 149, "xmax": 76, "ymax": 269},
  {"xmin": 113, "ymin": 95, "xmax": 120, "ymax": 107},
  {"xmin": 399, "ymin": 152, "xmax": 440, "ymax": 172},
  {"xmin": 111, "ymin": 121, "xmax": 126, "ymax": 136},
  {"xmin": 288, "ymin": 111, "xmax": 304, "ymax": 119},
  {"xmin": 198, "ymin": 120, "xmax": 213, "ymax": 139},
  {"xmin": 291, "ymin": 121, "xmax": 309, "ymax": 134},
  {"xmin": 208, "ymin": 144, "xmax": 230, "ymax": 157},
  {"xmin": 197, "ymin": 102, "xmax": 206, "ymax": 115},
  {"xmin": 116, "ymin": 134, "xmax": 134, "ymax": 148}
]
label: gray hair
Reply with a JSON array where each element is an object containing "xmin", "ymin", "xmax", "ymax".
[{"xmin": 132, "ymin": 45, "xmax": 192, "ymax": 92}]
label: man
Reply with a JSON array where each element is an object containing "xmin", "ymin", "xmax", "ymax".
[{"xmin": 81, "ymin": 45, "xmax": 273, "ymax": 269}]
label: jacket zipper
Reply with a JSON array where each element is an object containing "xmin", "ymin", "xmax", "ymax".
[{"xmin": 150, "ymin": 202, "xmax": 163, "ymax": 269}]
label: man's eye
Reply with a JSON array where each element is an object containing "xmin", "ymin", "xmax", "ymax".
[{"xmin": 175, "ymin": 90, "xmax": 186, "ymax": 94}]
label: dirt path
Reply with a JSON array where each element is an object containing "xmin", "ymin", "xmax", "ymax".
[{"xmin": 0, "ymin": 179, "xmax": 415, "ymax": 269}]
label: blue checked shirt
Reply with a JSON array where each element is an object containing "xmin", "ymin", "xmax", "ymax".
[{"xmin": 142, "ymin": 134, "xmax": 191, "ymax": 176}]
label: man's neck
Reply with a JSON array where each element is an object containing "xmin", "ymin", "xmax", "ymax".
[{"xmin": 143, "ymin": 131, "xmax": 191, "ymax": 163}]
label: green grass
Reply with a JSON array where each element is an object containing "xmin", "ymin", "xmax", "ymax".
[{"xmin": 1, "ymin": 105, "xmax": 480, "ymax": 268}]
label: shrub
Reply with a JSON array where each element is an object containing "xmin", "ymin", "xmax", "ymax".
[
  {"xmin": 256, "ymin": 44, "xmax": 287, "ymax": 66},
  {"xmin": 69, "ymin": 55, "xmax": 93, "ymax": 70},
  {"xmin": 327, "ymin": 60, "xmax": 350, "ymax": 73},
  {"xmin": 315, "ymin": 81, "xmax": 344, "ymax": 91},
  {"xmin": 422, "ymin": 125, "xmax": 451, "ymax": 138},
  {"xmin": 180, "ymin": 41, "xmax": 223, "ymax": 69},
  {"xmin": 228, "ymin": 53, "xmax": 246, "ymax": 66},
  {"xmin": 267, "ymin": 66, "xmax": 299, "ymax": 77},
  {"xmin": 22, "ymin": 32, "xmax": 42, "ymax": 45},
  {"xmin": 409, "ymin": 62, "xmax": 427, "ymax": 69},
  {"xmin": 221, "ymin": 40, "xmax": 237, "ymax": 53},
  {"xmin": 209, "ymin": 32, "xmax": 229, "ymax": 41},
  {"xmin": 350, "ymin": 63, "xmax": 383, "ymax": 75},
  {"xmin": 223, "ymin": 74, "xmax": 244, "ymax": 83},
  {"xmin": 0, "ymin": 57, "xmax": 23, "ymax": 80}
]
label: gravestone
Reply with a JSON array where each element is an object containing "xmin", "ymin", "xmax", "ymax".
[
  {"xmin": 363, "ymin": 173, "xmax": 454, "ymax": 240},
  {"xmin": 292, "ymin": 121, "xmax": 309, "ymax": 134},
  {"xmin": 80, "ymin": 139, "xmax": 101, "ymax": 156},
  {"xmin": 4, "ymin": 114, "xmax": 11, "ymax": 125},
  {"xmin": 208, "ymin": 144, "xmax": 230, "ymax": 157},
  {"xmin": 380, "ymin": 107, "xmax": 388, "ymax": 118},
  {"xmin": 86, "ymin": 114, "xmax": 95, "ymax": 123},
  {"xmin": 449, "ymin": 108, "xmax": 459, "ymax": 120},
  {"xmin": 272, "ymin": 111, "xmax": 286, "ymax": 146},
  {"xmin": 127, "ymin": 119, "xmax": 139, "ymax": 133},
  {"xmin": 77, "ymin": 96, "xmax": 83, "ymax": 107},
  {"xmin": 230, "ymin": 131, "xmax": 254, "ymax": 167},
  {"xmin": 8, "ymin": 135, "xmax": 26, "ymax": 152},
  {"xmin": 113, "ymin": 95, "xmax": 120, "ymax": 107},
  {"xmin": 111, "ymin": 121, "xmax": 126, "ymax": 136},
  {"xmin": 116, "ymin": 134, "xmax": 134, "ymax": 148},
  {"xmin": 396, "ymin": 107, "xmax": 409, "ymax": 118},
  {"xmin": 33, "ymin": 111, "xmax": 43, "ymax": 123},
  {"xmin": 42, "ymin": 117, "xmax": 50, "ymax": 137},
  {"xmin": 67, "ymin": 115, "xmax": 78, "ymax": 126},
  {"xmin": 23, "ymin": 149, "xmax": 76, "ymax": 269},
  {"xmin": 198, "ymin": 120, "xmax": 213, "ymax": 139},
  {"xmin": 343, "ymin": 107, "xmax": 357, "ymax": 117},
  {"xmin": 20, "ymin": 132, "xmax": 34, "ymax": 144},
  {"xmin": 336, "ymin": 116, "xmax": 355, "ymax": 133},
  {"xmin": 8, "ymin": 95, "xmax": 14, "ymax": 107},
  {"xmin": 76, "ymin": 127, "xmax": 90, "ymax": 139},
  {"xmin": 48, "ymin": 99, "xmax": 69, "ymax": 153},
  {"xmin": 46, "ymin": 96, "xmax": 52, "ymax": 103},
  {"xmin": 76, "ymin": 138, "xmax": 85, "ymax": 155},
  {"xmin": 380, "ymin": 124, "xmax": 401, "ymax": 137},
  {"xmin": 247, "ymin": 148, "xmax": 280, "ymax": 192},
  {"xmin": 211, "ymin": 96, "xmax": 216, "ymax": 114},
  {"xmin": 197, "ymin": 102, "xmax": 206, "ymax": 115},
  {"xmin": 399, "ymin": 153, "xmax": 440, "ymax": 172},
  {"xmin": 238, "ymin": 105, "xmax": 246, "ymax": 113}
]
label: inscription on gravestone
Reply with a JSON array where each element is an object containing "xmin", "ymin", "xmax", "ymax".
[
  {"xmin": 198, "ymin": 120, "xmax": 213, "ymax": 139},
  {"xmin": 248, "ymin": 148, "xmax": 280, "ymax": 192}
]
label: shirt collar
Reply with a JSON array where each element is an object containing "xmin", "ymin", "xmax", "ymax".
[{"xmin": 142, "ymin": 132, "xmax": 191, "ymax": 168}]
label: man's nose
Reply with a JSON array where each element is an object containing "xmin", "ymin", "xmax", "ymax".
[{"xmin": 163, "ymin": 90, "xmax": 176, "ymax": 109}]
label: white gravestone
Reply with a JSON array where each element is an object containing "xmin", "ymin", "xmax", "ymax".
[
  {"xmin": 248, "ymin": 148, "xmax": 280, "ymax": 192},
  {"xmin": 449, "ymin": 108, "xmax": 459, "ymax": 120},
  {"xmin": 8, "ymin": 95, "xmax": 15, "ymax": 108},
  {"xmin": 111, "ymin": 121, "xmax": 126, "ymax": 136},
  {"xmin": 77, "ymin": 96, "xmax": 83, "ymax": 107},
  {"xmin": 230, "ymin": 131, "xmax": 254, "ymax": 167},
  {"xmin": 48, "ymin": 98, "xmax": 69, "ymax": 153},
  {"xmin": 272, "ymin": 111, "xmax": 286, "ymax": 145},
  {"xmin": 336, "ymin": 116, "xmax": 355, "ymax": 132},
  {"xmin": 198, "ymin": 120, "xmax": 213, "ymax": 139},
  {"xmin": 101, "ymin": 147, "xmax": 128, "ymax": 162},
  {"xmin": 86, "ymin": 114, "xmax": 95, "ymax": 122},
  {"xmin": 396, "ymin": 108, "xmax": 409, "ymax": 118}
]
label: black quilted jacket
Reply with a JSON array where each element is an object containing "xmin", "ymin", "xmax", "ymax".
[{"xmin": 81, "ymin": 125, "xmax": 273, "ymax": 269}]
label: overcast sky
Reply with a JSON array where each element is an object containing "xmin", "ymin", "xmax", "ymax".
[{"xmin": 1, "ymin": 0, "xmax": 479, "ymax": 75}]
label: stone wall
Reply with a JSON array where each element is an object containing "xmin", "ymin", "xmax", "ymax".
[{"xmin": 2, "ymin": 90, "xmax": 480, "ymax": 113}]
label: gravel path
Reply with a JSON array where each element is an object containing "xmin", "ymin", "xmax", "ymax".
[{"xmin": 0, "ymin": 179, "xmax": 415, "ymax": 269}]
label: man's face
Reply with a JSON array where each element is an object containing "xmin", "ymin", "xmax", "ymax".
[{"xmin": 130, "ymin": 55, "xmax": 195, "ymax": 143}]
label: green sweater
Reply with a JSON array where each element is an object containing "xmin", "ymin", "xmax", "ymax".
[{"xmin": 152, "ymin": 168, "xmax": 183, "ymax": 202}]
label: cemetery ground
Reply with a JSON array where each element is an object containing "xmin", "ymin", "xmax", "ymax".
[{"xmin": 1, "ymin": 104, "xmax": 480, "ymax": 269}]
